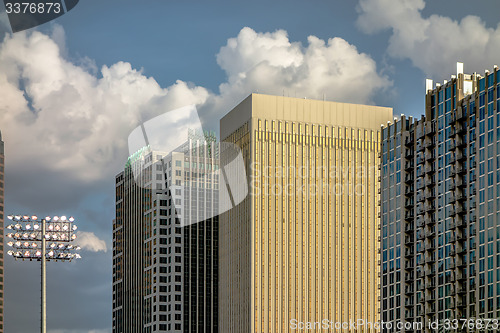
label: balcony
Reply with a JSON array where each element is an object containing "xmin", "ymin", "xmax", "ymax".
[
  {"xmin": 450, "ymin": 166, "xmax": 456, "ymax": 177},
  {"xmin": 425, "ymin": 279, "xmax": 436, "ymax": 289},
  {"xmin": 425, "ymin": 164, "xmax": 435, "ymax": 174},
  {"xmin": 405, "ymin": 174, "xmax": 413, "ymax": 183},
  {"xmin": 404, "ymin": 134, "xmax": 414, "ymax": 146},
  {"xmin": 425, "ymin": 150, "xmax": 435, "ymax": 160},
  {"xmin": 405, "ymin": 198, "xmax": 414, "ymax": 208},
  {"xmin": 417, "ymin": 241, "xmax": 425, "ymax": 253},
  {"xmin": 457, "ymin": 298, "xmax": 466, "ymax": 308},
  {"xmin": 405, "ymin": 223, "xmax": 414, "ymax": 233},
  {"xmin": 425, "ymin": 229, "xmax": 436, "ymax": 238},
  {"xmin": 405, "ymin": 260, "xmax": 415, "ymax": 271},
  {"xmin": 449, "ymin": 140, "xmax": 456, "ymax": 150},
  {"xmin": 447, "ymin": 115, "xmax": 456, "ymax": 126},
  {"xmin": 455, "ymin": 216, "xmax": 466, "ymax": 228},
  {"xmin": 456, "ymin": 165, "xmax": 465, "ymax": 175},
  {"xmin": 405, "ymin": 273, "xmax": 414, "ymax": 282},
  {"xmin": 425, "ymin": 303, "xmax": 436, "ymax": 313},
  {"xmin": 405, "ymin": 160, "xmax": 414, "ymax": 169},
  {"xmin": 456, "ymin": 122, "xmax": 466, "ymax": 134},
  {"xmin": 405, "ymin": 285, "xmax": 414, "ymax": 294},
  {"xmin": 449, "ymin": 233, "xmax": 456, "ymax": 243},
  {"xmin": 446, "ymin": 181, "xmax": 455, "ymax": 191},
  {"xmin": 425, "ymin": 267, "xmax": 436, "ymax": 276},
  {"xmin": 405, "ymin": 235, "xmax": 414, "ymax": 244},
  {"xmin": 424, "ymin": 203, "xmax": 435, "ymax": 212},
  {"xmin": 425, "ymin": 122, "xmax": 435, "ymax": 135},
  {"xmin": 405, "ymin": 248, "xmax": 414, "ymax": 258},
  {"xmin": 425, "ymin": 255, "xmax": 436, "ymax": 264},
  {"xmin": 424, "ymin": 139, "xmax": 433, "ymax": 148},
  {"xmin": 424, "ymin": 176, "xmax": 435, "ymax": 187},
  {"xmin": 455, "ymin": 190, "xmax": 465, "ymax": 201},
  {"xmin": 405, "ymin": 310, "xmax": 414, "ymax": 320},
  {"xmin": 425, "ymin": 213, "xmax": 436, "ymax": 225}
]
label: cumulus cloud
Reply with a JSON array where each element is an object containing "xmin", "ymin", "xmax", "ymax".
[
  {"xmin": 0, "ymin": 29, "xmax": 209, "ymax": 185},
  {"xmin": 0, "ymin": 26, "xmax": 390, "ymax": 189},
  {"xmin": 216, "ymin": 27, "xmax": 390, "ymax": 105},
  {"xmin": 356, "ymin": 0, "xmax": 500, "ymax": 77},
  {"xmin": 75, "ymin": 231, "xmax": 108, "ymax": 252}
]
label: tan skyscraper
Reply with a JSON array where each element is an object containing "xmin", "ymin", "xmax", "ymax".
[{"xmin": 219, "ymin": 94, "xmax": 393, "ymax": 332}]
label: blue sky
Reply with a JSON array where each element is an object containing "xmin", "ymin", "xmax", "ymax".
[{"xmin": 1, "ymin": 0, "xmax": 500, "ymax": 331}]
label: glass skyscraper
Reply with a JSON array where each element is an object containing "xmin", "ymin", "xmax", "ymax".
[
  {"xmin": 381, "ymin": 63, "xmax": 500, "ymax": 329},
  {"xmin": 113, "ymin": 130, "xmax": 219, "ymax": 333}
]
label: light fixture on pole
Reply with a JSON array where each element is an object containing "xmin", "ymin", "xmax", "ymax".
[{"xmin": 6, "ymin": 215, "xmax": 81, "ymax": 333}]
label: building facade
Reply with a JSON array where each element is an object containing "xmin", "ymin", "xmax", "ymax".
[
  {"xmin": 219, "ymin": 94, "xmax": 393, "ymax": 332},
  {"xmin": 0, "ymin": 131, "xmax": 4, "ymax": 333},
  {"xmin": 381, "ymin": 63, "xmax": 500, "ymax": 330},
  {"xmin": 113, "ymin": 131, "xmax": 219, "ymax": 333}
]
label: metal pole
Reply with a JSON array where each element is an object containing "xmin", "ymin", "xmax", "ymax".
[{"xmin": 41, "ymin": 218, "xmax": 46, "ymax": 333}]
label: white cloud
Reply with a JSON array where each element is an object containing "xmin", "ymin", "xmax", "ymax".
[
  {"xmin": 0, "ymin": 29, "xmax": 209, "ymax": 183},
  {"xmin": 216, "ymin": 27, "xmax": 390, "ymax": 105},
  {"xmin": 356, "ymin": 0, "xmax": 500, "ymax": 77},
  {"xmin": 75, "ymin": 231, "xmax": 107, "ymax": 252},
  {"xmin": 0, "ymin": 26, "xmax": 390, "ymax": 188}
]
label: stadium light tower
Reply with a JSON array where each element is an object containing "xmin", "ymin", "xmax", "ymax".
[{"xmin": 5, "ymin": 215, "xmax": 81, "ymax": 333}]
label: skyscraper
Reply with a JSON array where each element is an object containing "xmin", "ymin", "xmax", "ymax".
[
  {"xmin": 381, "ymin": 63, "xmax": 500, "ymax": 328},
  {"xmin": 0, "ymin": 130, "xmax": 4, "ymax": 333},
  {"xmin": 219, "ymin": 93, "xmax": 393, "ymax": 332},
  {"xmin": 113, "ymin": 130, "xmax": 219, "ymax": 333}
]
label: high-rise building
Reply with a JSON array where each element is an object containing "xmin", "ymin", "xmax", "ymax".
[
  {"xmin": 219, "ymin": 93, "xmax": 393, "ymax": 332},
  {"xmin": 381, "ymin": 63, "xmax": 500, "ymax": 328},
  {"xmin": 113, "ymin": 130, "xmax": 219, "ymax": 333},
  {"xmin": 0, "ymin": 130, "xmax": 4, "ymax": 333}
]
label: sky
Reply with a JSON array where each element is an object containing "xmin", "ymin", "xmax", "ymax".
[{"xmin": 0, "ymin": 0, "xmax": 500, "ymax": 331}]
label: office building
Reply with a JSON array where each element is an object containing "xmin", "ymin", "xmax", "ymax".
[
  {"xmin": 381, "ymin": 63, "xmax": 500, "ymax": 328},
  {"xmin": 219, "ymin": 94, "xmax": 393, "ymax": 332},
  {"xmin": 0, "ymin": 131, "xmax": 4, "ymax": 332},
  {"xmin": 113, "ymin": 130, "xmax": 219, "ymax": 333}
]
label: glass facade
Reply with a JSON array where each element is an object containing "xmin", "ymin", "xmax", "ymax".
[
  {"xmin": 381, "ymin": 65, "xmax": 500, "ymax": 331},
  {"xmin": 113, "ymin": 131, "xmax": 219, "ymax": 333}
]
